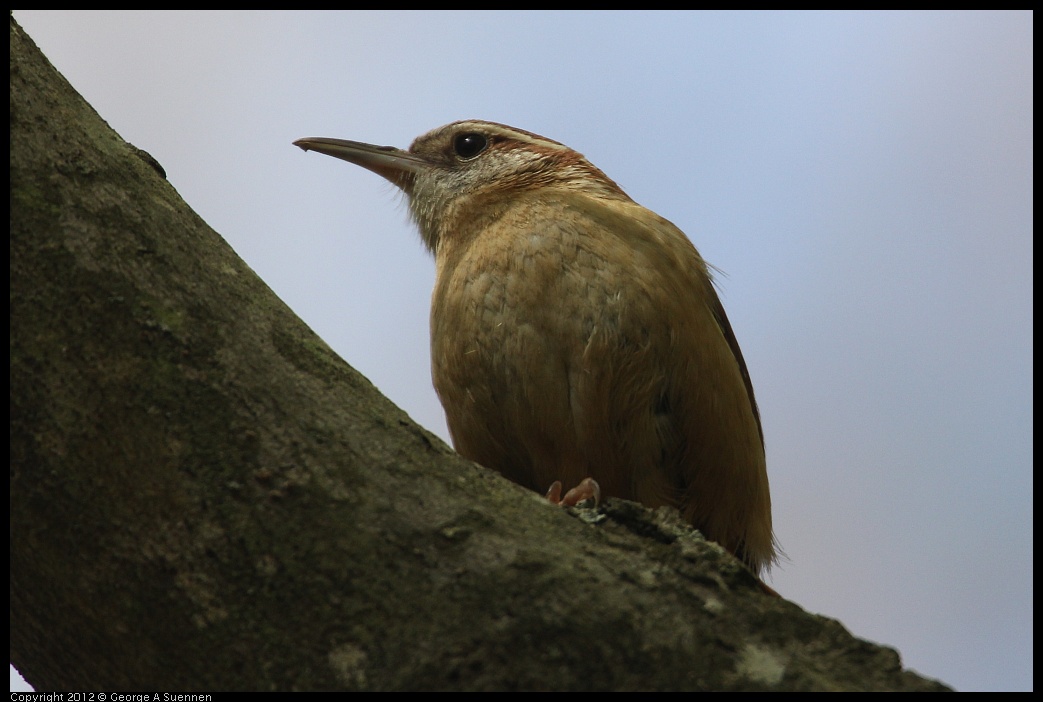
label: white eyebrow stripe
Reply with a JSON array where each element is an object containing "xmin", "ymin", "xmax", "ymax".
[{"xmin": 449, "ymin": 120, "xmax": 572, "ymax": 152}]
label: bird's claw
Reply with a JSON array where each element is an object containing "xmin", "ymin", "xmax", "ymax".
[{"xmin": 546, "ymin": 477, "xmax": 601, "ymax": 508}]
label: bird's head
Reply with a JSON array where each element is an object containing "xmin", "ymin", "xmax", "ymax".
[{"xmin": 294, "ymin": 120, "xmax": 629, "ymax": 253}]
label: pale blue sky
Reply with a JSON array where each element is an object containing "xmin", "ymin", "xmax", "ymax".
[{"xmin": 12, "ymin": 11, "xmax": 1032, "ymax": 692}]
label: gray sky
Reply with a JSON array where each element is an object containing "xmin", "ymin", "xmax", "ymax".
[{"xmin": 11, "ymin": 10, "xmax": 1032, "ymax": 692}]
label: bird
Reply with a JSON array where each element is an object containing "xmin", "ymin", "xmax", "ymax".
[{"xmin": 293, "ymin": 120, "xmax": 777, "ymax": 576}]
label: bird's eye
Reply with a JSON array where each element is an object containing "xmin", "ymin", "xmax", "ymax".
[{"xmin": 453, "ymin": 133, "xmax": 488, "ymax": 160}]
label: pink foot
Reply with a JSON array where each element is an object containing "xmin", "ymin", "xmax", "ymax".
[{"xmin": 546, "ymin": 477, "xmax": 601, "ymax": 508}]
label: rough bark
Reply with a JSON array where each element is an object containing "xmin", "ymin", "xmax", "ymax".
[{"xmin": 9, "ymin": 15, "xmax": 950, "ymax": 691}]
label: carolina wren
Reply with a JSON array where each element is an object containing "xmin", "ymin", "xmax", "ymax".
[{"xmin": 294, "ymin": 121, "xmax": 777, "ymax": 574}]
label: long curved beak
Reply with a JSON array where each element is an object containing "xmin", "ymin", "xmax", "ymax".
[{"xmin": 293, "ymin": 137, "xmax": 426, "ymax": 190}]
